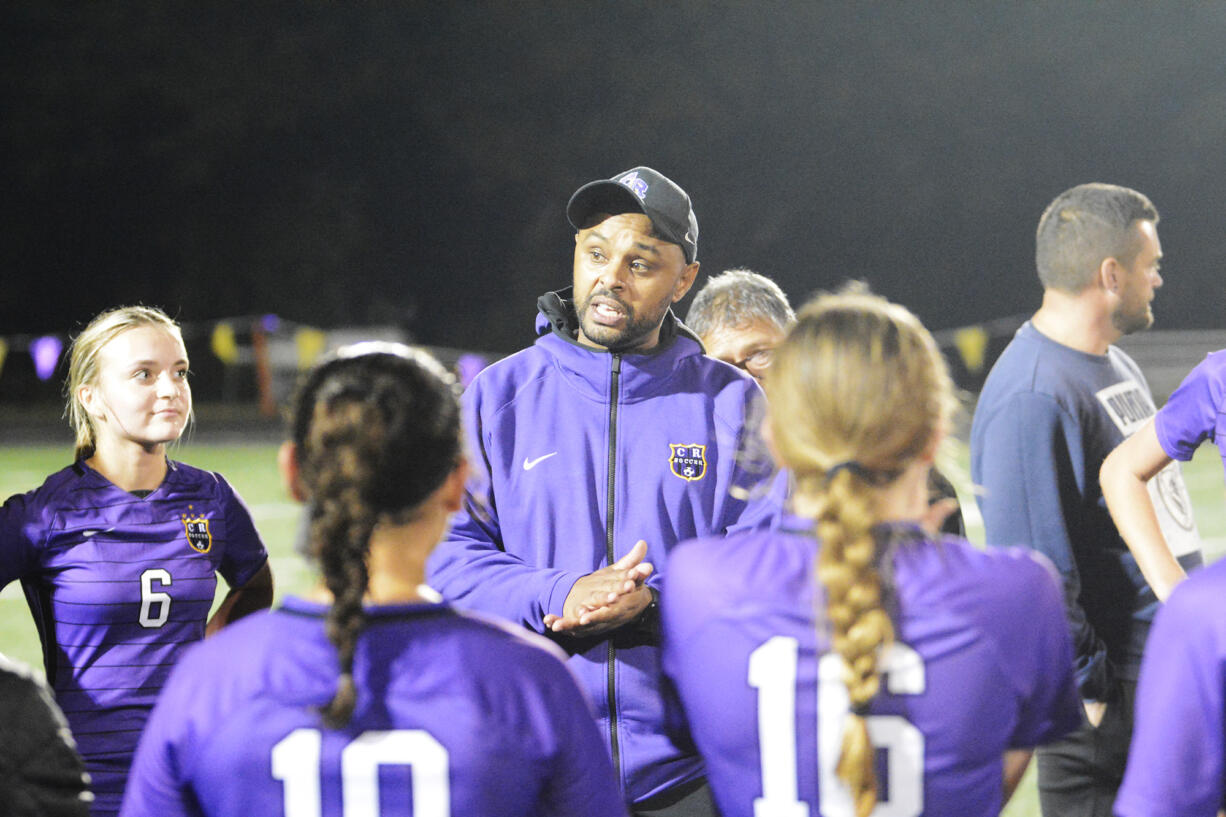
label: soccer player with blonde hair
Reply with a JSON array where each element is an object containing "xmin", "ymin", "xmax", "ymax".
[
  {"xmin": 662, "ymin": 287, "xmax": 1081, "ymax": 816},
  {"xmin": 0, "ymin": 305, "xmax": 272, "ymax": 816}
]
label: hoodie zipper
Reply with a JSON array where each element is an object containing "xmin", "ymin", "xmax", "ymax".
[{"xmin": 606, "ymin": 352, "xmax": 622, "ymax": 785}]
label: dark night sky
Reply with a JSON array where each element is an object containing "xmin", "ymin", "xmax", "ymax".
[{"xmin": 4, "ymin": 3, "xmax": 1226, "ymax": 356}]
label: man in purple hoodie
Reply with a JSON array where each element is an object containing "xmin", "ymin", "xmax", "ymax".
[{"xmin": 426, "ymin": 166, "xmax": 779, "ymax": 816}]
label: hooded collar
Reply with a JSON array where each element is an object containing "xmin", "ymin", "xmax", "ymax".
[
  {"xmin": 535, "ymin": 287, "xmax": 702, "ymax": 352},
  {"xmin": 532, "ymin": 287, "xmax": 705, "ymax": 401}
]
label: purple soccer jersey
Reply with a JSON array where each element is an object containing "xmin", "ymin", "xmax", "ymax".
[
  {"xmin": 661, "ymin": 520, "xmax": 1082, "ymax": 817},
  {"xmin": 0, "ymin": 461, "xmax": 269, "ymax": 817},
  {"xmin": 120, "ymin": 597, "xmax": 628, "ymax": 817},
  {"xmin": 1155, "ymin": 349, "xmax": 1226, "ymax": 474},
  {"xmin": 1115, "ymin": 557, "xmax": 1226, "ymax": 817}
]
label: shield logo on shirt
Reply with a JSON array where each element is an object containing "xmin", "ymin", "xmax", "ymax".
[
  {"xmin": 181, "ymin": 514, "xmax": 213, "ymax": 553},
  {"xmin": 669, "ymin": 443, "xmax": 707, "ymax": 482}
]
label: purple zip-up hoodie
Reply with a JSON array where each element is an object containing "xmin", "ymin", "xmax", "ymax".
[{"xmin": 426, "ymin": 288, "xmax": 779, "ymax": 805}]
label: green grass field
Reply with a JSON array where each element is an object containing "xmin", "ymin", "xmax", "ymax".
[{"xmin": 2, "ymin": 440, "xmax": 1223, "ymax": 816}]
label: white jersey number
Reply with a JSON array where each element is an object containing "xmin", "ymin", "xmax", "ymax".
[
  {"xmin": 138, "ymin": 568, "xmax": 172, "ymax": 628},
  {"xmin": 272, "ymin": 728, "xmax": 450, "ymax": 816},
  {"xmin": 748, "ymin": 636, "xmax": 926, "ymax": 817}
]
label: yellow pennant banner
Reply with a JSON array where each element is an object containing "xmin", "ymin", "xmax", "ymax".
[
  {"xmin": 211, "ymin": 322, "xmax": 239, "ymax": 365},
  {"xmin": 295, "ymin": 328, "xmax": 327, "ymax": 369},
  {"xmin": 954, "ymin": 326, "xmax": 989, "ymax": 374}
]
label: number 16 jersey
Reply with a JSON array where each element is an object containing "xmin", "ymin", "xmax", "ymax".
[
  {"xmin": 0, "ymin": 460, "xmax": 269, "ymax": 816},
  {"xmin": 661, "ymin": 519, "xmax": 1082, "ymax": 817}
]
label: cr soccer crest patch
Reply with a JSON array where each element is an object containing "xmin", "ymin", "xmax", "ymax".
[
  {"xmin": 181, "ymin": 511, "xmax": 212, "ymax": 553},
  {"xmin": 669, "ymin": 443, "xmax": 707, "ymax": 482}
]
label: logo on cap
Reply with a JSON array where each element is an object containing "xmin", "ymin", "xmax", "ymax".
[
  {"xmin": 617, "ymin": 171, "xmax": 650, "ymax": 201},
  {"xmin": 669, "ymin": 443, "xmax": 707, "ymax": 482}
]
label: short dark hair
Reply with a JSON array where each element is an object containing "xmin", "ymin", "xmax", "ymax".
[
  {"xmin": 685, "ymin": 269, "xmax": 795, "ymax": 338},
  {"xmin": 1035, "ymin": 183, "xmax": 1159, "ymax": 292}
]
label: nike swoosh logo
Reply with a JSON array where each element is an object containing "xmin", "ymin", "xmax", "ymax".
[
  {"xmin": 522, "ymin": 452, "xmax": 558, "ymax": 471},
  {"xmin": 81, "ymin": 528, "xmax": 114, "ymax": 538}
]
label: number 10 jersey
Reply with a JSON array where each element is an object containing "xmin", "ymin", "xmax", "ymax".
[{"xmin": 121, "ymin": 597, "xmax": 626, "ymax": 817}]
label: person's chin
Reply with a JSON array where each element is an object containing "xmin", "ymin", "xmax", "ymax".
[
  {"xmin": 147, "ymin": 422, "xmax": 186, "ymax": 443},
  {"xmin": 580, "ymin": 320, "xmax": 626, "ymax": 348}
]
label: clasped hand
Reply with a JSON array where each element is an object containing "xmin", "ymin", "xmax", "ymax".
[{"xmin": 543, "ymin": 540, "xmax": 654, "ymax": 637}]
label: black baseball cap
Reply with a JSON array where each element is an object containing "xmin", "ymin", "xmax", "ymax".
[{"xmin": 566, "ymin": 166, "xmax": 699, "ymax": 263}]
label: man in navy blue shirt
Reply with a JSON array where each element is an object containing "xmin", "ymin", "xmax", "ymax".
[{"xmin": 970, "ymin": 183, "xmax": 1203, "ymax": 817}]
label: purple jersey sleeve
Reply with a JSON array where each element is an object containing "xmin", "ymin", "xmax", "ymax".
[
  {"xmin": 1115, "ymin": 560, "xmax": 1226, "ymax": 817},
  {"xmin": 212, "ymin": 471, "xmax": 269, "ymax": 588},
  {"xmin": 0, "ymin": 491, "xmax": 40, "ymax": 587},
  {"xmin": 1154, "ymin": 351, "xmax": 1226, "ymax": 462}
]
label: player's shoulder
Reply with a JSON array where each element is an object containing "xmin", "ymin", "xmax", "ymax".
[
  {"xmin": 1178, "ymin": 348, "xmax": 1226, "ymax": 392},
  {"xmin": 668, "ymin": 526, "xmax": 812, "ymax": 604},
  {"xmin": 978, "ymin": 541, "xmax": 1061, "ymax": 589},
  {"xmin": 960, "ymin": 541, "xmax": 1064, "ymax": 620},
  {"xmin": 899, "ymin": 536, "xmax": 1057, "ymax": 603},
  {"xmin": 1161, "ymin": 558, "xmax": 1226, "ymax": 629},
  {"xmin": 445, "ymin": 606, "xmax": 571, "ymax": 667},
  {"xmin": 669, "ymin": 529, "xmax": 752, "ymax": 575},
  {"xmin": 667, "ymin": 533, "xmax": 732, "ymax": 588},
  {"xmin": 160, "ymin": 462, "xmax": 249, "ymax": 509},
  {"xmin": 17, "ymin": 462, "xmax": 81, "ymax": 499},
  {"xmin": 152, "ymin": 607, "xmax": 282, "ymax": 712},
  {"xmin": 1, "ymin": 463, "xmax": 81, "ymax": 519},
  {"xmin": 665, "ymin": 527, "xmax": 815, "ymax": 652},
  {"xmin": 163, "ymin": 460, "xmax": 224, "ymax": 489}
]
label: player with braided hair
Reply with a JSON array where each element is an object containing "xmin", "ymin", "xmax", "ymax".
[
  {"xmin": 120, "ymin": 343, "xmax": 626, "ymax": 817},
  {"xmin": 661, "ymin": 287, "xmax": 1082, "ymax": 817}
]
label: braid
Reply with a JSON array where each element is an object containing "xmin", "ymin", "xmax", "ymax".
[
  {"xmin": 304, "ymin": 402, "xmax": 384, "ymax": 728},
  {"xmin": 763, "ymin": 285, "xmax": 957, "ymax": 816},
  {"xmin": 289, "ymin": 343, "xmax": 463, "ymax": 730},
  {"xmin": 816, "ymin": 470, "xmax": 893, "ymax": 817}
]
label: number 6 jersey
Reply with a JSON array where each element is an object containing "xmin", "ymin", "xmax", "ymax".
[
  {"xmin": 661, "ymin": 519, "xmax": 1083, "ymax": 817},
  {"xmin": 0, "ymin": 460, "xmax": 269, "ymax": 816}
]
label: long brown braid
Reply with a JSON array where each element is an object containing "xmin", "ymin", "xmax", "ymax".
[
  {"xmin": 764, "ymin": 286, "xmax": 954, "ymax": 816},
  {"xmin": 290, "ymin": 344, "xmax": 461, "ymax": 728}
]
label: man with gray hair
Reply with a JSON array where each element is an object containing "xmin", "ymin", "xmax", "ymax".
[
  {"xmin": 688, "ymin": 269, "xmax": 966, "ymax": 534},
  {"xmin": 971, "ymin": 183, "xmax": 1202, "ymax": 817},
  {"xmin": 685, "ymin": 268, "xmax": 794, "ymax": 382}
]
